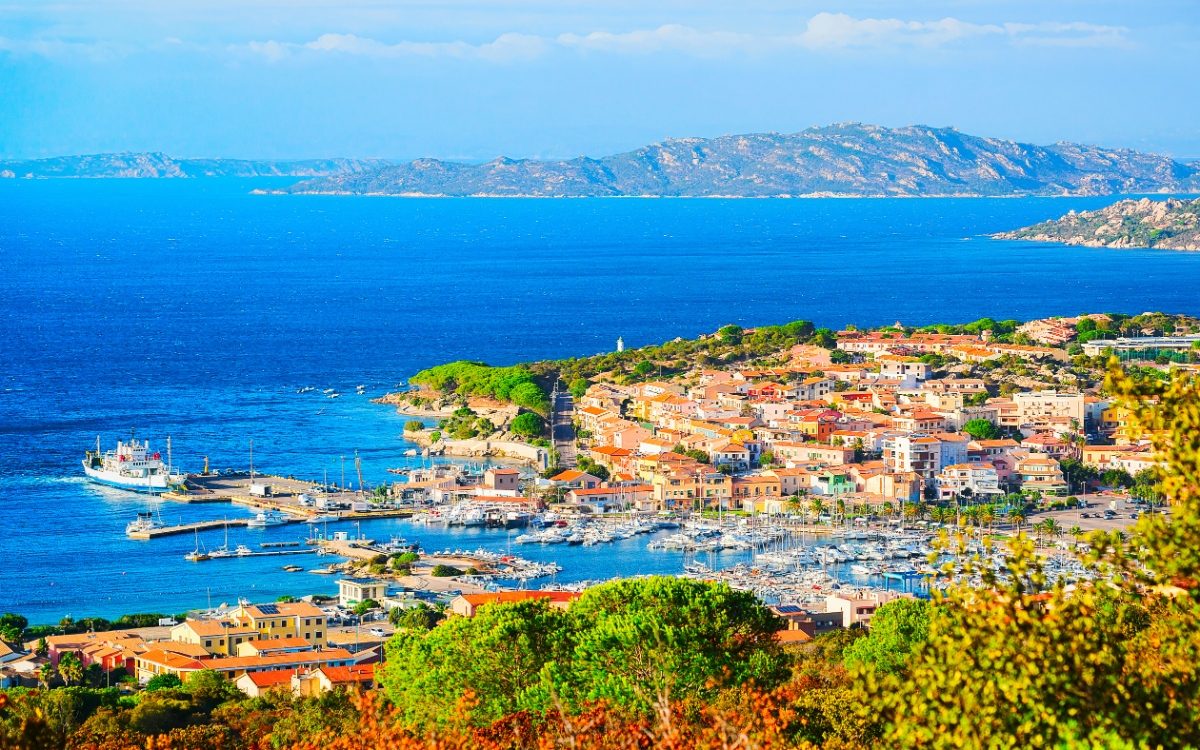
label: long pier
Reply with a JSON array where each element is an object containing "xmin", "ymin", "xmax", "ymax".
[
  {"xmin": 128, "ymin": 518, "xmax": 254, "ymax": 540},
  {"xmin": 203, "ymin": 549, "xmax": 318, "ymax": 560}
]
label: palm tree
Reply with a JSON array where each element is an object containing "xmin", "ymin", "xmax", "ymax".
[
  {"xmin": 1045, "ymin": 518, "xmax": 1063, "ymax": 539},
  {"xmin": 57, "ymin": 651, "xmax": 83, "ymax": 687},
  {"xmin": 809, "ymin": 497, "xmax": 827, "ymax": 525},
  {"xmin": 37, "ymin": 663, "xmax": 56, "ymax": 689},
  {"xmin": 1007, "ymin": 507, "xmax": 1026, "ymax": 534},
  {"xmin": 882, "ymin": 501, "xmax": 896, "ymax": 520},
  {"xmin": 980, "ymin": 505, "xmax": 996, "ymax": 532},
  {"xmin": 786, "ymin": 495, "xmax": 803, "ymax": 517},
  {"xmin": 835, "ymin": 498, "xmax": 847, "ymax": 525},
  {"xmin": 1069, "ymin": 525, "xmax": 1084, "ymax": 544}
]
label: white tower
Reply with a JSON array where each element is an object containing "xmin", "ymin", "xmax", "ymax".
[{"xmin": 617, "ymin": 336, "xmax": 624, "ymax": 353}]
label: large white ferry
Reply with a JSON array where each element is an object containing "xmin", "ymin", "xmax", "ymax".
[{"xmin": 83, "ymin": 435, "xmax": 183, "ymax": 494}]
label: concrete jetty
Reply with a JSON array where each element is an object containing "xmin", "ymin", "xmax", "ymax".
[{"xmin": 127, "ymin": 518, "xmax": 252, "ymax": 540}]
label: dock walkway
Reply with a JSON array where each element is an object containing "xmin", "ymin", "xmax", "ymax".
[{"xmin": 128, "ymin": 518, "xmax": 252, "ymax": 540}]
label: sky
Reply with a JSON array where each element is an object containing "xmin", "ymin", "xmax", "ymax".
[{"xmin": 1, "ymin": 1, "xmax": 1198, "ymax": 161}]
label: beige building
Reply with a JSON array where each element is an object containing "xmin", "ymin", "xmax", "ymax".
[
  {"xmin": 170, "ymin": 620, "xmax": 260, "ymax": 657},
  {"xmin": 1014, "ymin": 390, "xmax": 1085, "ymax": 426},
  {"xmin": 824, "ymin": 591, "xmax": 912, "ymax": 628}
]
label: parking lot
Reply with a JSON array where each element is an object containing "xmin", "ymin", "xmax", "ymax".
[{"xmin": 1032, "ymin": 493, "xmax": 1168, "ymax": 534}]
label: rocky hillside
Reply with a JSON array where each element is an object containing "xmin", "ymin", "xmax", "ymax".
[
  {"xmin": 994, "ymin": 197, "xmax": 1200, "ymax": 251},
  {"xmin": 0, "ymin": 152, "xmax": 389, "ymax": 178},
  {"xmin": 278, "ymin": 123, "xmax": 1200, "ymax": 198}
]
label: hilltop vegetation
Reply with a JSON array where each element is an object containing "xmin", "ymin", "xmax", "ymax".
[
  {"xmin": 528, "ymin": 319, "xmax": 835, "ymax": 386},
  {"xmin": 281, "ymin": 123, "xmax": 1200, "ymax": 198},
  {"xmin": 996, "ymin": 197, "xmax": 1200, "ymax": 251},
  {"xmin": 408, "ymin": 361, "xmax": 550, "ymax": 414}
]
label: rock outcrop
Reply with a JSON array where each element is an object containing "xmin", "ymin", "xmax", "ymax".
[{"xmin": 994, "ymin": 197, "xmax": 1200, "ymax": 251}]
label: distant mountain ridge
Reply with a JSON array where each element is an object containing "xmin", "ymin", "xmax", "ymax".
[
  {"xmin": 0, "ymin": 152, "xmax": 389, "ymax": 179},
  {"xmin": 278, "ymin": 123, "xmax": 1200, "ymax": 198},
  {"xmin": 995, "ymin": 197, "xmax": 1200, "ymax": 251}
]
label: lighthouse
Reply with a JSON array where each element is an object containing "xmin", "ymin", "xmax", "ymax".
[{"xmin": 616, "ymin": 336, "xmax": 624, "ymax": 353}]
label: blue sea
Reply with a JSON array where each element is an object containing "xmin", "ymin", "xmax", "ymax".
[{"xmin": 3, "ymin": 178, "xmax": 1200, "ymax": 623}]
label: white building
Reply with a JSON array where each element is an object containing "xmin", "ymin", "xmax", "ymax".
[{"xmin": 936, "ymin": 463, "xmax": 1003, "ymax": 501}]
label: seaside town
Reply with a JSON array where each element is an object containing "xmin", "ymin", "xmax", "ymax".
[{"xmin": 3, "ymin": 311, "xmax": 1195, "ymax": 711}]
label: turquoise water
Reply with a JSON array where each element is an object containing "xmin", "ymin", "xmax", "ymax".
[{"xmin": 2, "ymin": 178, "xmax": 1199, "ymax": 622}]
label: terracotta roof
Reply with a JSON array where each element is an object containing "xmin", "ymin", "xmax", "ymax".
[
  {"xmin": 177, "ymin": 619, "xmax": 259, "ymax": 637},
  {"xmin": 550, "ymin": 469, "xmax": 591, "ymax": 482},
  {"xmin": 242, "ymin": 637, "xmax": 312, "ymax": 652},
  {"xmin": 243, "ymin": 669, "xmax": 297, "ymax": 688},
  {"xmin": 200, "ymin": 648, "xmax": 353, "ymax": 671},
  {"xmin": 240, "ymin": 601, "xmax": 324, "ymax": 619},
  {"xmin": 137, "ymin": 649, "xmax": 206, "ymax": 672},
  {"xmin": 316, "ymin": 665, "xmax": 376, "ymax": 684},
  {"xmin": 592, "ymin": 446, "xmax": 632, "ymax": 456}
]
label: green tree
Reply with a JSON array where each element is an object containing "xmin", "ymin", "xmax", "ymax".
[
  {"xmin": 403, "ymin": 419, "xmax": 424, "ymax": 432},
  {"xmin": 510, "ymin": 412, "xmax": 544, "ymax": 438},
  {"xmin": 962, "ymin": 418, "xmax": 1001, "ymax": 440},
  {"xmin": 555, "ymin": 577, "xmax": 788, "ymax": 714},
  {"xmin": 378, "ymin": 598, "xmax": 569, "ymax": 727},
  {"xmin": 568, "ymin": 378, "xmax": 589, "ymax": 399},
  {"xmin": 389, "ymin": 603, "xmax": 446, "ymax": 632},
  {"xmin": 843, "ymin": 598, "xmax": 933, "ymax": 675},
  {"xmin": 0, "ymin": 613, "xmax": 27, "ymax": 643},
  {"xmin": 127, "ymin": 695, "xmax": 192, "ymax": 735},
  {"xmin": 717, "ymin": 325, "xmax": 743, "ymax": 346},
  {"xmin": 185, "ymin": 668, "xmax": 240, "ymax": 706},
  {"xmin": 352, "ymin": 599, "xmax": 380, "ymax": 616},
  {"xmin": 633, "ymin": 360, "xmax": 655, "ymax": 377},
  {"xmin": 265, "ymin": 690, "xmax": 361, "ymax": 748},
  {"xmin": 144, "ymin": 673, "xmax": 183, "ymax": 692},
  {"xmin": 811, "ymin": 327, "xmax": 837, "ymax": 349}
]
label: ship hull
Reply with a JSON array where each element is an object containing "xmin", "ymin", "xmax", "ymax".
[{"xmin": 82, "ymin": 462, "xmax": 170, "ymax": 494}]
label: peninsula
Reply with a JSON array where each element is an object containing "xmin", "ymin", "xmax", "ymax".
[
  {"xmin": 277, "ymin": 123, "xmax": 1200, "ymax": 198},
  {"xmin": 994, "ymin": 196, "xmax": 1200, "ymax": 251}
]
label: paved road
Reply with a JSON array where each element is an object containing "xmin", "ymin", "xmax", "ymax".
[{"xmin": 551, "ymin": 389, "xmax": 577, "ymax": 469}]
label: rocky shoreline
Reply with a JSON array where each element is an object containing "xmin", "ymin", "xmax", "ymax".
[{"xmin": 994, "ymin": 197, "xmax": 1200, "ymax": 251}]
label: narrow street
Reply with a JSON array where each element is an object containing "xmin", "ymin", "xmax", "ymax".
[{"xmin": 551, "ymin": 387, "xmax": 577, "ymax": 469}]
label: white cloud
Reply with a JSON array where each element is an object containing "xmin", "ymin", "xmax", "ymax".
[
  {"xmin": 1, "ymin": 14, "xmax": 1131, "ymax": 64},
  {"xmin": 798, "ymin": 13, "xmax": 1127, "ymax": 50},
  {"xmin": 239, "ymin": 31, "xmax": 547, "ymax": 63},
  {"xmin": 798, "ymin": 13, "xmax": 1001, "ymax": 49},
  {"xmin": 556, "ymin": 24, "xmax": 753, "ymax": 57}
]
